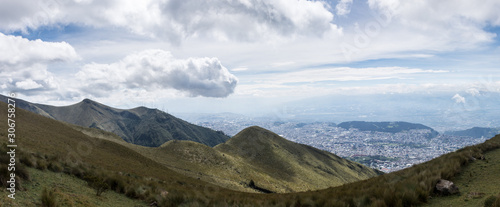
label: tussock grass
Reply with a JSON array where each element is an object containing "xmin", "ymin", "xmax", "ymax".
[{"xmin": 41, "ymin": 187, "xmax": 57, "ymax": 207}]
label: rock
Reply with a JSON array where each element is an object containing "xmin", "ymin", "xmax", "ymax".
[{"xmin": 435, "ymin": 179, "xmax": 460, "ymax": 195}]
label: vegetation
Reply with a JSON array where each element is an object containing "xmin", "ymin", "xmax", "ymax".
[
  {"xmin": 41, "ymin": 187, "xmax": 57, "ymax": 207},
  {"xmin": 84, "ymin": 174, "xmax": 109, "ymax": 196}
]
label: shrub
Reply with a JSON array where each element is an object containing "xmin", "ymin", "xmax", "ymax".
[
  {"xmin": 20, "ymin": 155, "xmax": 36, "ymax": 167},
  {"xmin": 36, "ymin": 159, "xmax": 48, "ymax": 170},
  {"xmin": 84, "ymin": 174, "xmax": 109, "ymax": 196},
  {"xmin": 48, "ymin": 162, "xmax": 63, "ymax": 173},
  {"xmin": 106, "ymin": 175, "xmax": 127, "ymax": 193},
  {"xmin": 494, "ymin": 194, "xmax": 500, "ymax": 207},
  {"xmin": 16, "ymin": 164, "xmax": 30, "ymax": 181},
  {"xmin": 41, "ymin": 187, "xmax": 58, "ymax": 207}
]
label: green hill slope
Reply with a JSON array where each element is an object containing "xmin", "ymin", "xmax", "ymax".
[
  {"xmin": 0, "ymin": 101, "xmax": 241, "ymax": 206},
  {"xmin": 0, "ymin": 95, "xmax": 229, "ymax": 147},
  {"xmin": 427, "ymin": 147, "xmax": 500, "ymax": 207},
  {"xmin": 111, "ymin": 126, "xmax": 380, "ymax": 193},
  {"xmin": 214, "ymin": 126, "xmax": 381, "ymax": 192}
]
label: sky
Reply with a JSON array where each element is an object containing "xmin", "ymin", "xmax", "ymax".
[{"xmin": 1, "ymin": 0, "xmax": 500, "ymax": 119}]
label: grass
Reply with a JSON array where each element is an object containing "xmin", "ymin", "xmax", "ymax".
[
  {"xmin": 0, "ymin": 167, "xmax": 147, "ymax": 207},
  {"xmin": 426, "ymin": 147, "xmax": 500, "ymax": 207}
]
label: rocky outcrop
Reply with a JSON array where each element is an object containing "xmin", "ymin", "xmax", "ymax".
[{"xmin": 435, "ymin": 179, "xmax": 460, "ymax": 195}]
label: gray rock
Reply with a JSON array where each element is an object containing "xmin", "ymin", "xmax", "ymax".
[{"xmin": 435, "ymin": 179, "xmax": 460, "ymax": 195}]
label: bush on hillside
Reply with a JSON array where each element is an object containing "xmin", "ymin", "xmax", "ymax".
[
  {"xmin": 41, "ymin": 187, "xmax": 58, "ymax": 207},
  {"xmin": 84, "ymin": 174, "xmax": 109, "ymax": 196}
]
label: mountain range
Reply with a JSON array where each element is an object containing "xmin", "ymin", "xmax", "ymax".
[
  {"xmin": 0, "ymin": 96, "xmax": 380, "ymax": 193},
  {"xmin": 0, "ymin": 95, "xmax": 229, "ymax": 147}
]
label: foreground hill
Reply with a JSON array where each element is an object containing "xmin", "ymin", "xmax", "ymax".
[
  {"xmin": 111, "ymin": 126, "xmax": 380, "ymax": 193},
  {"xmin": 339, "ymin": 121, "xmax": 439, "ymax": 137},
  {"xmin": 0, "ymin": 101, "xmax": 244, "ymax": 206},
  {"xmin": 214, "ymin": 126, "xmax": 381, "ymax": 192},
  {"xmin": 0, "ymin": 95, "xmax": 229, "ymax": 147}
]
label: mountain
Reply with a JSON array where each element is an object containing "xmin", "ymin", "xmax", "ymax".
[
  {"xmin": 127, "ymin": 126, "xmax": 381, "ymax": 193},
  {"xmin": 0, "ymin": 95, "xmax": 229, "ymax": 147},
  {"xmin": 338, "ymin": 121, "xmax": 439, "ymax": 137},
  {"xmin": 213, "ymin": 126, "xmax": 381, "ymax": 192},
  {"xmin": 445, "ymin": 127, "xmax": 500, "ymax": 138},
  {"xmin": 0, "ymin": 100, "xmax": 238, "ymax": 205},
  {"xmin": 0, "ymin": 100, "xmax": 380, "ymax": 200}
]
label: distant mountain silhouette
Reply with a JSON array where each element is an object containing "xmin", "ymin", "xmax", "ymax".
[
  {"xmin": 0, "ymin": 95, "xmax": 229, "ymax": 147},
  {"xmin": 338, "ymin": 121, "xmax": 439, "ymax": 137},
  {"xmin": 445, "ymin": 127, "xmax": 500, "ymax": 138}
]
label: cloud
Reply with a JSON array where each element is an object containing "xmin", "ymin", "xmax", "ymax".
[
  {"xmin": 466, "ymin": 88, "xmax": 480, "ymax": 96},
  {"xmin": 255, "ymin": 67, "xmax": 448, "ymax": 84},
  {"xmin": 366, "ymin": 0, "xmax": 500, "ymax": 49},
  {"xmin": 336, "ymin": 0, "xmax": 353, "ymax": 16},
  {"xmin": 0, "ymin": 0, "xmax": 338, "ymax": 43},
  {"xmin": 76, "ymin": 49, "xmax": 238, "ymax": 98},
  {"xmin": 15, "ymin": 79, "xmax": 43, "ymax": 90},
  {"xmin": 0, "ymin": 33, "xmax": 79, "ymax": 94},
  {"xmin": 0, "ymin": 33, "xmax": 78, "ymax": 67},
  {"xmin": 452, "ymin": 94, "xmax": 466, "ymax": 104}
]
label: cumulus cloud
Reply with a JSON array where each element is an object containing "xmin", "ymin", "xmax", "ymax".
[
  {"xmin": 0, "ymin": 33, "xmax": 78, "ymax": 67},
  {"xmin": 452, "ymin": 94, "xmax": 466, "ymax": 104},
  {"xmin": 336, "ymin": 0, "xmax": 353, "ymax": 16},
  {"xmin": 76, "ymin": 49, "xmax": 238, "ymax": 98},
  {"xmin": 0, "ymin": 0, "xmax": 337, "ymax": 43},
  {"xmin": 366, "ymin": 0, "xmax": 500, "ymax": 49},
  {"xmin": 0, "ymin": 33, "xmax": 79, "ymax": 94}
]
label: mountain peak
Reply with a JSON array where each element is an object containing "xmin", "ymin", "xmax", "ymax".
[{"xmin": 80, "ymin": 98, "xmax": 99, "ymax": 105}]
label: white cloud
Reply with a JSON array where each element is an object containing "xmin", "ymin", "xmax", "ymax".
[
  {"xmin": 0, "ymin": 33, "xmax": 79, "ymax": 94},
  {"xmin": 367, "ymin": 0, "xmax": 500, "ymax": 48},
  {"xmin": 254, "ymin": 67, "xmax": 448, "ymax": 84},
  {"xmin": 452, "ymin": 94, "xmax": 466, "ymax": 104},
  {"xmin": 0, "ymin": 0, "xmax": 338, "ymax": 43},
  {"xmin": 0, "ymin": 33, "xmax": 78, "ymax": 67},
  {"xmin": 466, "ymin": 88, "xmax": 480, "ymax": 96},
  {"xmin": 336, "ymin": 0, "xmax": 353, "ymax": 16},
  {"xmin": 231, "ymin": 67, "xmax": 248, "ymax": 72},
  {"xmin": 76, "ymin": 49, "xmax": 238, "ymax": 98},
  {"xmin": 15, "ymin": 79, "xmax": 43, "ymax": 90}
]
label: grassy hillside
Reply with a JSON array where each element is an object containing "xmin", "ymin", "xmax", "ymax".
[
  {"xmin": 214, "ymin": 126, "xmax": 381, "ymax": 192},
  {"xmin": 75, "ymin": 124, "xmax": 380, "ymax": 193},
  {"xmin": 0, "ymin": 101, "xmax": 251, "ymax": 206},
  {"xmin": 426, "ymin": 147, "xmax": 500, "ymax": 207},
  {"xmin": 0, "ymin": 167, "xmax": 147, "ymax": 207},
  {"xmin": 0, "ymin": 95, "xmax": 230, "ymax": 147}
]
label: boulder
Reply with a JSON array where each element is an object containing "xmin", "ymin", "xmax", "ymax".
[{"xmin": 435, "ymin": 179, "xmax": 459, "ymax": 195}]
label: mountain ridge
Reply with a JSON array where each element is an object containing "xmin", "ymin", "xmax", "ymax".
[
  {"xmin": 0, "ymin": 94, "xmax": 230, "ymax": 147},
  {"xmin": 445, "ymin": 127, "xmax": 500, "ymax": 138}
]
